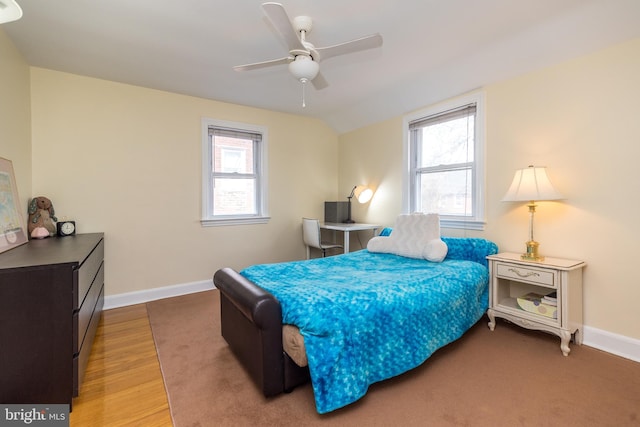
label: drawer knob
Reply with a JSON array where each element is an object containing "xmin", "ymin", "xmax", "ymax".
[{"xmin": 508, "ymin": 268, "xmax": 540, "ymax": 278}]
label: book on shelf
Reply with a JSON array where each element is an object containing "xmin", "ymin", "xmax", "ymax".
[
  {"xmin": 542, "ymin": 291, "xmax": 557, "ymax": 306},
  {"xmin": 516, "ymin": 293, "xmax": 557, "ymax": 319}
]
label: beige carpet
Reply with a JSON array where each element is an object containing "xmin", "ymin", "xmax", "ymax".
[{"xmin": 147, "ymin": 290, "xmax": 640, "ymax": 427}]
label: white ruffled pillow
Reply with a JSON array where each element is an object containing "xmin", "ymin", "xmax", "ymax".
[{"xmin": 367, "ymin": 213, "xmax": 448, "ymax": 262}]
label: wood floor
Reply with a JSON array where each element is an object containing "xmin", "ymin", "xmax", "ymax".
[{"xmin": 69, "ymin": 304, "xmax": 173, "ymax": 426}]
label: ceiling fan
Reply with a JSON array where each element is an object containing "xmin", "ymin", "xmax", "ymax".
[{"xmin": 234, "ymin": 2, "xmax": 383, "ymax": 105}]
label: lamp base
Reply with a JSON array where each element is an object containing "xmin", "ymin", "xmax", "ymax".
[
  {"xmin": 521, "ymin": 240, "xmax": 544, "ymax": 262},
  {"xmin": 343, "ymin": 219, "xmax": 355, "ymax": 224}
]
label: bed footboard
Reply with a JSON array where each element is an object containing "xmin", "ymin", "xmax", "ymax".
[
  {"xmin": 214, "ymin": 267, "xmax": 284, "ymax": 396},
  {"xmin": 214, "ymin": 267, "xmax": 310, "ymax": 397}
]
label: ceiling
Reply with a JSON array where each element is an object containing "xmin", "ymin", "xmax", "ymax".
[{"xmin": 3, "ymin": 0, "xmax": 640, "ymax": 134}]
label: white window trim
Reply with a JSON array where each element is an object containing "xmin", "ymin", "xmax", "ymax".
[
  {"xmin": 402, "ymin": 91, "xmax": 486, "ymax": 230},
  {"xmin": 201, "ymin": 118, "xmax": 269, "ymax": 227}
]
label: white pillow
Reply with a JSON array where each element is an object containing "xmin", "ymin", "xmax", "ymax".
[
  {"xmin": 366, "ymin": 235, "xmax": 393, "ymax": 253},
  {"xmin": 391, "ymin": 213, "xmax": 440, "ymax": 258},
  {"xmin": 423, "ymin": 238, "xmax": 448, "ymax": 262},
  {"xmin": 367, "ymin": 213, "xmax": 448, "ymax": 262}
]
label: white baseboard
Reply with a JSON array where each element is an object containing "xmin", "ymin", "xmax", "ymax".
[
  {"xmin": 583, "ymin": 325, "xmax": 640, "ymax": 363},
  {"xmin": 104, "ymin": 281, "xmax": 639, "ymax": 363},
  {"xmin": 103, "ymin": 279, "xmax": 215, "ymax": 310}
]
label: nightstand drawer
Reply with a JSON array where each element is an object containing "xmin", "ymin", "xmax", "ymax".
[{"xmin": 496, "ymin": 262, "xmax": 556, "ymax": 287}]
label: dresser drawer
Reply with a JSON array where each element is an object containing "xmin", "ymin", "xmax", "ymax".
[
  {"xmin": 73, "ymin": 283, "xmax": 103, "ymax": 397},
  {"xmin": 75, "ymin": 239, "xmax": 104, "ymax": 309},
  {"xmin": 75, "ymin": 261, "xmax": 104, "ymax": 354},
  {"xmin": 496, "ymin": 262, "xmax": 556, "ymax": 288}
]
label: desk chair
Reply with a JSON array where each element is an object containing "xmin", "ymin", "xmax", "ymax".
[{"xmin": 302, "ymin": 218, "xmax": 343, "ymax": 259}]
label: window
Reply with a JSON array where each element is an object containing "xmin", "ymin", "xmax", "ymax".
[
  {"xmin": 403, "ymin": 92, "xmax": 485, "ymax": 230},
  {"xmin": 201, "ymin": 118, "xmax": 268, "ymax": 226}
]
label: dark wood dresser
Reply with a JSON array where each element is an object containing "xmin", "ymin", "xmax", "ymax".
[{"xmin": 0, "ymin": 233, "xmax": 104, "ymax": 406}]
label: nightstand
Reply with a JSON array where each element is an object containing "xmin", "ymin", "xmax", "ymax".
[{"xmin": 486, "ymin": 253, "xmax": 586, "ymax": 356}]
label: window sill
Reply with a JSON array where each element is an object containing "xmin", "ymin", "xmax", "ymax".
[{"xmin": 201, "ymin": 216, "xmax": 270, "ymax": 227}]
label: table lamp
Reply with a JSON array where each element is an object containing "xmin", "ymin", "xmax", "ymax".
[
  {"xmin": 502, "ymin": 165, "xmax": 563, "ymax": 261},
  {"xmin": 344, "ymin": 185, "xmax": 373, "ymax": 224}
]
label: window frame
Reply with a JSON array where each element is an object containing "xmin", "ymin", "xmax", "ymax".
[
  {"xmin": 402, "ymin": 92, "xmax": 486, "ymax": 230},
  {"xmin": 201, "ymin": 118, "xmax": 269, "ymax": 226}
]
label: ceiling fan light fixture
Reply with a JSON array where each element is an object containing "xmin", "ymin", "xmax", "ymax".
[
  {"xmin": 235, "ymin": 3, "xmax": 384, "ymax": 103},
  {"xmin": 288, "ymin": 55, "xmax": 319, "ymax": 82},
  {"xmin": 0, "ymin": 0, "xmax": 23, "ymax": 24}
]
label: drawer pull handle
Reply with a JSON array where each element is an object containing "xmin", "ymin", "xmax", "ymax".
[{"xmin": 508, "ymin": 268, "xmax": 540, "ymax": 278}]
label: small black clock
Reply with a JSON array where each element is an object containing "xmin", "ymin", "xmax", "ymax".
[{"xmin": 57, "ymin": 220, "xmax": 76, "ymax": 237}]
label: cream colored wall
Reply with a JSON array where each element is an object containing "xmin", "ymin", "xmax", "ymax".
[
  {"xmin": 339, "ymin": 38, "xmax": 640, "ymax": 340},
  {"xmin": 29, "ymin": 68, "xmax": 338, "ymax": 296},
  {"xmin": 336, "ymin": 116, "xmax": 404, "ymax": 250},
  {"xmin": 0, "ymin": 29, "xmax": 31, "ymax": 211},
  {"xmin": 485, "ymin": 38, "xmax": 640, "ymax": 340},
  {"xmin": 339, "ymin": 116, "xmax": 404, "ymax": 225}
]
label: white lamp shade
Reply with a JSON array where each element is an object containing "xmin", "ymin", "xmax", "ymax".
[
  {"xmin": 353, "ymin": 185, "xmax": 373, "ymax": 203},
  {"xmin": 502, "ymin": 166, "xmax": 563, "ymax": 202},
  {"xmin": 0, "ymin": 0, "xmax": 23, "ymax": 24},
  {"xmin": 288, "ymin": 56, "xmax": 319, "ymax": 82}
]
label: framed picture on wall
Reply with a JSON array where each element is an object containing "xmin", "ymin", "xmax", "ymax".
[{"xmin": 0, "ymin": 157, "xmax": 28, "ymax": 254}]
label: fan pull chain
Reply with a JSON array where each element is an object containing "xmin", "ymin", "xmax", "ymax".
[{"xmin": 301, "ymin": 78, "xmax": 308, "ymax": 108}]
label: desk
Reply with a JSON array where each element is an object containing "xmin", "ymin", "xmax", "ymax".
[{"xmin": 320, "ymin": 222, "xmax": 380, "ymax": 253}]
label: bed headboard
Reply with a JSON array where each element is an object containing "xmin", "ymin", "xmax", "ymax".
[{"xmin": 441, "ymin": 237, "xmax": 498, "ymax": 268}]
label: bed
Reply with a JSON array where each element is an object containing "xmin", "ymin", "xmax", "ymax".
[{"xmin": 214, "ymin": 215, "xmax": 498, "ymax": 414}]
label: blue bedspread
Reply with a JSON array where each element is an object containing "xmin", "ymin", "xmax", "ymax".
[{"xmin": 241, "ymin": 238, "xmax": 497, "ymax": 414}]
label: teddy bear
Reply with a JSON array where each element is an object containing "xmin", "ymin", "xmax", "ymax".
[{"xmin": 28, "ymin": 196, "xmax": 58, "ymax": 238}]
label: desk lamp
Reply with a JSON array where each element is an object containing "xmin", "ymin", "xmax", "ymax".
[
  {"xmin": 502, "ymin": 166, "xmax": 563, "ymax": 261},
  {"xmin": 344, "ymin": 185, "xmax": 373, "ymax": 224}
]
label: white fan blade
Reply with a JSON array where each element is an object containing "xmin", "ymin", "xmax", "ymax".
[
  {"xmin": 315, "ymin": 33, "xmax": 383, "ymax": 62},
  {"xmin": 311, "ymin": 72, "xmax": 329, "ymax": 90},
  {"xmin": 233, "ymin": 56, "xmax": 292, "ymax": 72},
  {"xmin": 262, "ymin": 2, "xmax": 306, "ymax": 52}
]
